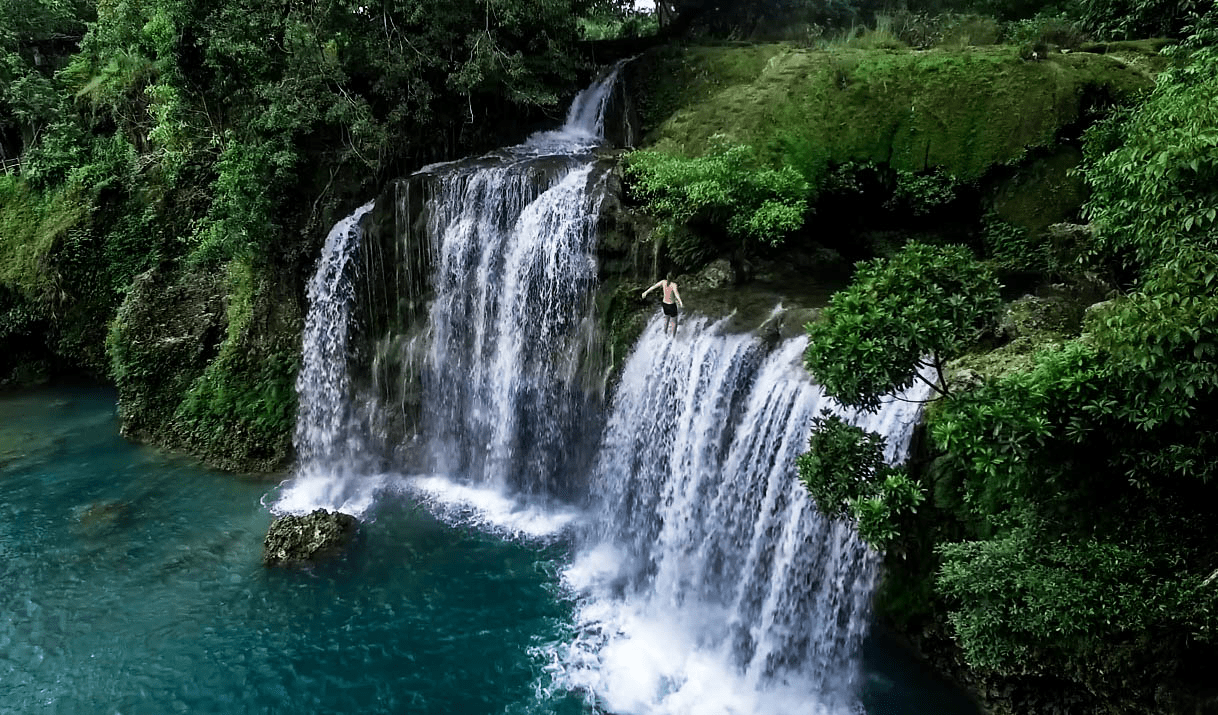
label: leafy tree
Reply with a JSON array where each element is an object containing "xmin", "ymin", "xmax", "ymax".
[
  {"xmin": 654, "ymin": 0, "xmax": 881, "ymax": 37},
  {"xmin": 797, "ymin": 410, "xmax": 925, "ymax": 549},
  {"xmin": 927, "ymin": 272, "xmax": 1218, "ymax": 691},
  {"xmin": 0, "ymin": 0, "xmax": 90, "ymax": 159},
  {"xmin": 926, "ymin": 249, "xmax": 1218, "ymax": 701},
  {"xmin": 803, "ymin": 242, "xmax": 1002, "ymax": 411}
]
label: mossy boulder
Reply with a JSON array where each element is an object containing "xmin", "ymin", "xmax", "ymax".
[
  {"xmin": 263, "ymin": 509, "xmax": 359, "ymax": 568},
  {"xmin": 949, "ymin": 286, "xmax": 1099, "ymax": 382},
  {"xmin": 989, "ymin": 146, "xmax": 1087, "ymax": 234}
]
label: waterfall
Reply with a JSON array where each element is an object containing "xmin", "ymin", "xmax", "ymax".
[
  {"xmin": 553, "ymin": 316, "xmax": 929, "ymax": 715},
  {"xmin": 294, "ymin": 200, "xmax": 376, "ymax": 466},
  {"xmin": 411, "ymin": 63, "xmax": 628, "ymax": 498},
  {"xmin": 278, "ymin": 63, "xmax": 625, "ymax": 515},
  {"xmin": 416, "ymin": 161, "xmax": 605, "ymax": 496},
  {"xmin": 281, "ymin": 61, "xmax": 931, "ymax": 713},
  {"xmin": 276, "ymin": 201, "xmax": 386, "ymax": 516}
]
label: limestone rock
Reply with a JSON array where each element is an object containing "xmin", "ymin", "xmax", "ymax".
[
  {"xmin": 998, "ymin": 293, "xmax": 1084, "ymax": 341},
  {"xmin": 263, "ymin": 509, "xmax": 359, "ymax": 568},
  {"xmin": 692, "ymin": 259, "xmax": 733, "ymax": 291}
]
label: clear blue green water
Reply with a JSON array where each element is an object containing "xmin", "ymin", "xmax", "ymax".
[{"xmin": 1, "ymin": 386, "xmax": 978, "ymax": 715}]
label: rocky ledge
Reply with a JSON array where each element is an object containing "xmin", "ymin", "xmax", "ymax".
[{"xmin": 263, "ymin": 509, "xmax": 359, "ymax": 567}]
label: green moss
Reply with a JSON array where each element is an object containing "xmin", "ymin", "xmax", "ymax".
[
  {"xmin": 949, "ymin": 294, "xmax": 1084, "ymax": 380},
  {"xmin": 108, "ymin": 267, "xmax": 226, "ymax": 443},
  {"xmin": 600, "ymin": 279, "xmax": 653, "ymax": 379},
  {"xmin": 634, "ymin": 44, "xmax": 1154, "ymax": 181},
  {"xmin": 171, "ymin": 258, "xmax": 300, "ymax": 472},
  {"xmin": 108, "ymin": 257, "xmax": 299, "ymax": 473},
  {"xmin": 990, "ymin": 146, "xmax": 1086, "ymax": 233},
  {"xmin": 0, "ymin": 175, "xmax": 132, "ymax": 376},
  {"xmin": 628, "ymin": 44, "xmax": 787, "ymax": 137},
  {"xmin": 0, "ymin": 176, "xmax": 90, "ymax": 299}
]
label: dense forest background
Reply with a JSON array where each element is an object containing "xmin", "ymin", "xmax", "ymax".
[{"xmin": 3, "ymin": 0, "xmax": 1217, "ymax": 713}]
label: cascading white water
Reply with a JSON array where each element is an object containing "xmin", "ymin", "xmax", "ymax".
[
  {"xmin": 554, "ymin": 315, "xmax": 929, "ymax": 715},
  {"xmin": 278, "ymin": 64, "xmax": 625, "ymax": 515},
  {"xmin": 281, "ymin": 61, "xmax": 934, "ymax": 713},
  {"xmin": 417, "ymin": 161, "xmax": 605, "ymax": 496},
  {"xmin": 525, "ymin": 64, "xmax": 625, "ymax": 153},
  {"xmin": 276, "ymin": 201, "xmax": 388, "ymax": 516},
  {"xmin": 294, "ymin": 200, "xmax": 376, "ymax": 465},
  {"xmin": 413, "ymin": 64, "xmax": 629, "ymax": 497}
]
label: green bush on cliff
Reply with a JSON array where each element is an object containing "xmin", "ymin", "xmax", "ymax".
[
  {"xmin": 625, "ymin": 142, "xmax": 809, "ymax": 267},
  {"xmin": 797, "ymin": 410, "xmax": 925, "ymax": 549},
  {"xmin": 886, "ymin": 168, "xmax": 961, "ymax": 217},
  {"xmin": 937, "ymin": 524, "xmax": 1197, "ymax": 679},
  {"xmin": 928, "ymin": 274, "xmax": 1218, "ymax": 689},
  {"xmin": 804, "ymin": 242, "xmax": 1003, "ymax": 411},
  {"xmin": 635, "ymin": 43, "xmax": 1152, "ymax": 182},
  {"xmin": 1079, "ymin": 26, "xmax": 1218, "ymax": 276}
]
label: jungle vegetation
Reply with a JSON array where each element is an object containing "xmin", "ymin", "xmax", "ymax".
[
  {"xmin": 787, "ymin": 13, "xmax": 1218, "ymax": 715},
  {"xmin": 2, "ymin": 0, "xmax": 603, "ymax": 466},
  {"xmin": 3, "ymin": 0, "xmax": 1217, "ymax": 711}
]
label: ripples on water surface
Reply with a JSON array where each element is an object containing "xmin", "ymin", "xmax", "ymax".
[
  {"xmin": 1, "ymin": 387, "xmax": 976, "ymax": 715},
  {"xmin": 0, "ymin": 387, "xmax": 583, "ymax": 715}
]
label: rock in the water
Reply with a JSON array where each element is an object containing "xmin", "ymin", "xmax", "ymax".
[{"xmin": 263, "ymin": 509, "xmax": 358, "ymax": 567}]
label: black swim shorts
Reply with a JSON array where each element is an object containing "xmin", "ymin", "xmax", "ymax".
[{"xmin": 662, "ymin": 302, "xmax": 678, "ymax": 317}]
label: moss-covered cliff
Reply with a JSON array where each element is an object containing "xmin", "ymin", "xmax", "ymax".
[
  {"xmin": 630, "ymin": 42, "xmax": 1155, "ymax": 179},
  {"xmin": 601, "ymin": 42, "xmax": 1155, "ymax": 358}
]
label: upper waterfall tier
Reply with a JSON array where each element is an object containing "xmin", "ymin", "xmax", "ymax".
[
  {"xmin": 287, "ymin": 62, "xmax": 629, "ymax": 508},
  {"xmin": 416, "ymin": 59, "xmax": 631, "ymax": 175}
]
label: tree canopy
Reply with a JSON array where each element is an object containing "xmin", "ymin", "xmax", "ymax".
[{"xmin": 803, "ymin": 242, "xmax": 1002, "ymax": 411}]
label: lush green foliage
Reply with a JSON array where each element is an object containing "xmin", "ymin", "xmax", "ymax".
[
  {"xmin": 804, "ymin": 242, "xmax": 1002, "ymax": 411},
  {"xmin": 936, "ymin": 525, "xmax": 1199, "ymax": 676},
  {"xmin": 0, "ymin": 0, "xmax": 90, "ymax": 155},
  {"xmin": 579, "ymin": 6, "xmax": 658, "ymax": 40},
  {"xmin": 625, "ymin": 142, "xmax": 809, "ymax": 266},
  {"xmin": 2, "ymin": 0, "xmax": 593, "ymax": 461},
  {"xmin": 980, "ymin": 210, "xmax": 1088, "ymax": 279},
  {"xmin": 1077, "ymin": 0, "xmax": 1206, "ymax": 40},
  {"xmin": 798, "ymin": 410, "xmax": 897, "ymax": 520},
  {"xmin": 797, "ymin": 410, "xmax": 926, "ymax": 549},
  {"xmin": 912, "ymin": 29, "xmax": 1218, "ymax": 705},
  {"xmin": 929, "ymin": 271, "xmax": 1218, "ymax": 681},
  {"xmin": 1079, "ymin": 26, "xmax": 1218, "ymax": 275}
]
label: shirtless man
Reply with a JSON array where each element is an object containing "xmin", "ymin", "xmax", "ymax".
[{"xmin": 641, "ymin": 274, "xmax": 684, "ymax": 336}]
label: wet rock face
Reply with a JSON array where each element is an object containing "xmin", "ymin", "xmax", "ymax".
[{"xmin": 263, "ymin": 509, "xmax": 358, "ymax": 568}]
